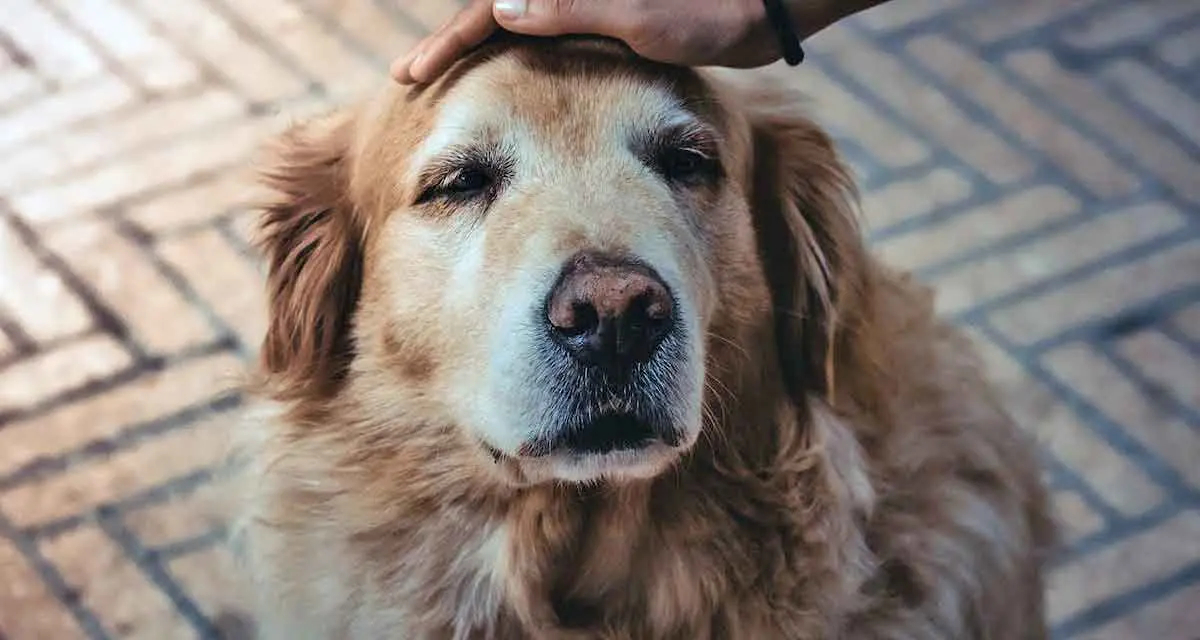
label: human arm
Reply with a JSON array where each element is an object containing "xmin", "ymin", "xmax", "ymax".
[{"xmin": 391, "ymin": 0, "xmax": 892, "ymax": 85}]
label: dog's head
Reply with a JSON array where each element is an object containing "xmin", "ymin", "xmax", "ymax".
[{"xmin": 254, "ymin": 36, "xmax": 866, "ymax": 485}]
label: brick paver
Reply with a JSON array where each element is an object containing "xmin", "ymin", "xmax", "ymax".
[{"xmin": 0, "ymin": 0, "xmax": 1196, "ymax": 638}]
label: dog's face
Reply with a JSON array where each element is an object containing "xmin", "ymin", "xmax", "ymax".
[{"xmin": 256, "ymin": 38, "xmax": 862, "ymax": 485}]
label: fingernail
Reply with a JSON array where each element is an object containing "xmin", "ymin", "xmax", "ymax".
[
  {"xmin": 407, "ymin": 52, "xmax": 426, "ymax": 82},
  {"xmin": 494, "ymin": 0, "xmax": 527, "ymax": 19},
  {"xmin": 390, "ymin": 60, "xmax": 409, "ymax": 82}
]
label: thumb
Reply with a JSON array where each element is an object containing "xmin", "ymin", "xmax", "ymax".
[{"xmin": 492, "ymin": 0, "xmax": 621, "ymax": 37}]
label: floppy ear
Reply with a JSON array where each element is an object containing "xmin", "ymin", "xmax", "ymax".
[
  {"xmin": 748, "ymin": 105, "xmax": 869, "ymax": 406},
  {"xmin": 255, "ymin": 114, "xmax": 363, "ymax": 400}
]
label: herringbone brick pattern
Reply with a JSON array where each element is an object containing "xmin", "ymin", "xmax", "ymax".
[{"xmin": 0, "ymin": 0, "xmax": 1196, "ymax": 638}]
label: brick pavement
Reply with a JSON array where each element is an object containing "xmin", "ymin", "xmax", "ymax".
[{"xmin": 0, "ymin": 0, "xmax": 1197, "ymax": 638}]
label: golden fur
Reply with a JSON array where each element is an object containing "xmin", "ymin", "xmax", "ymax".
[{"xmin": 229, "ymin": 36, "xmax": 1056, "ymax": 639}]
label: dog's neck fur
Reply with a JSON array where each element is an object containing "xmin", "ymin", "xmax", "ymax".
[{"xmin": 264, "ymin": 318, "xmax": 878, "ymax": 638}]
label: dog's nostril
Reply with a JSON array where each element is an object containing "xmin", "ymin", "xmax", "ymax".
[
  {"xmin": 546, "ymin": 253, "xmax": 675, "ymax": 374},
  {"xmin": 559, "ymin": 301, "xmax": 599, "ymax": 337}
]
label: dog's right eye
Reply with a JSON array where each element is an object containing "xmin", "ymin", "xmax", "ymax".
[{"xmin": 416, "ymin": 165, "xmax": 497, "ymax": 204}]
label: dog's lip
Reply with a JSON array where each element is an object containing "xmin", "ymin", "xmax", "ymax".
[
  {"xmin": 556, "ymin": 413, "xmax": 658, "ymax": 455},
  {"xmin": 513, "ymin": 412, "xmax": 680, "ymax": 459}
]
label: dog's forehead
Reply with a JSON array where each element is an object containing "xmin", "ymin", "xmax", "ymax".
[{"xmin": 410, "ymin": 43, "xmax": 716, "ymax": 166}]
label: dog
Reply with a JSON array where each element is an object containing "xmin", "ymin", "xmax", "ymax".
[{"xmin": 228, "ymin": 34, "xmax": 1056, "ymax": 639}]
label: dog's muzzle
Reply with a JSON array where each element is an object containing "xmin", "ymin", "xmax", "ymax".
[{"xmin": 520, "ymin": 251, "xmax": 685, "ymax": 457}]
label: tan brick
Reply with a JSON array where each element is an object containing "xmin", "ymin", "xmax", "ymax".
[
  {"xmin": 0, "ymin": 539, "xmax": 83, "ymax": 638},
  {"xmin": 819, "ymin": 28, "xmax": 1031, "ymax": 184},
  {"xmin": 860, "ymin": 168, "xmax": 972, "ymax": 231},
  {"xmin": 0, "ymin": 88, "xmax": 244, "ymax": 192},
  {"xmin": 932, "ymin": 202, "xmax": 1187, "ymax": 316},
  {"xmin": 1156, "ymin": 26, "xmax": 1200, "ymax": 68},
  {"xmin": 1102, "ymin": 60, "xmax": 1200, "ymax": 148},
  {"xmin": 1053, "ymin": 490, "xmax": 1105, "ymax": 542},
  {"xmin": 124, "ymin": 476, "xmax": 231, "ymax": 549},
  {"xmin": 1080, "ymin": 581, "xmax": 1200, "ymax": 640},
  {"xmin": 990, "ymin": 241, "xmax": 1199, "ymax": 345},
  {"xmin": 908, "ymin": 36, "xmax": 1139, "ymax": 198},
  {"xmin": 167, "ymin": 546, "xmax": 247, "ymax": 622},
  {"xmin": 41, "ymin": 527, "xmax": 190, "ymax": 639},
  {"xmin": 1044, "ymin": 344, "xmax": 1200, "ymax": 489},
  {"xmin": 0, "ymin": 75, "xmax": 136, "ymax": 150},
  {"xmin": 0, "ymin": 66, "xmax": 41, "ymax": 109},
  {"xmin": 963, "ymin": 329, "xmax": 1163, "ymax": 515},
  {"xmin": 1116, "ymin": 331, "xmax": 1200, "ymax": 414},
  {"xmin": 254, "ymin": 91, "xmax": 335, "ymax": 125},
  {"xmin": 856, "ymin": 0, "xmax": 961, "ymax": 30},
  {"xmin": 158, "ymin": 228, "xmax": 267, "ymax": 348},
  {"xmin": 0, "ymin": 353, "xmax": 242, "ymax": 474},
  {"xmin": 51, "ymin": 0, "xmax": 201, "ymax": 92},
  {"xmin": 0, "ymin": 335, "xmax": 133, "ymax": 415},
  {"xmin": 799, "ymin": 65, "xmax": 930, "ymax": 169},
  {"xmin": 2, "ymin": 411, "xmax": 234, "ymax": 528},
  {"xmin": 403, "ymin": 0, "xmax": 465, "ymax": 33},
  {"xmin": 304, "ymin": 0, "xmax": 423, "ymax": 62},
  {"xmin": 957, "ymin": 0, "xmax": 1101, "ymax": 43},
  {"xmin": 126, "ymin": 167, "xmax": 254, "ymax": 234},
  {"xmin": 228, "ymin": 210, "xmax": 262, "ymax": 250},
  {"xmin": 13, "ymin": 118, "xmax": 266, "ymax": 222},
  {"xmin": 219, "ymin": 0, "xmax": 381, "ymax": 99},
  {"xmin": 42, "ymin": 221, "xmax": 215, "ymax": 353},
  {"xmin": 0, "ymin": 220, "xmax": 92, "ymax": 343},
  {"xmin": 1008, "ymin": 50, "xmax": 1200, "ymax": 202},
  {"xmin": 1047, "ymin": 511, "xmax": 1200, "ymax": 624},
  {"xmin": 4, "ymin": 0, "xmax": 105, "ymax": 84},
  {"xmin": 877, "ymin": 185, "xmax": 1079, "ymax": 272},
  {"xmin": 1061, "ymin": 1, "xmax": 1200, "ymax": 49},
  {"xmin": 1170, "ymin": 304, "xmax": 1199, "ymax": 342},
  {"xmin": 126, "ymin": 0, "xmax": 309, "ymax": 103}
]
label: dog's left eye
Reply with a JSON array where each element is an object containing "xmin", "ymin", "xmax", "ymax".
[
  {"xmin": 416, "ymin": 163, "xmax": 500, "ymax": 205},
  {"xmin": 444, "ymin": 167, "xmax": 493, "ymax": 195},
  {"xmin": 656, "ymin": 147, "xmax": 718, "ymax": 184}
]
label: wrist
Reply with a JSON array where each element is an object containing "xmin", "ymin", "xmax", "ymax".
[
  {"xmin": 784, "ymin": 0, "xmax": 882, "ymax": 39},
  {"xmin": 760, "ymin": 0, "xmax": 806, "ymax": 65}
]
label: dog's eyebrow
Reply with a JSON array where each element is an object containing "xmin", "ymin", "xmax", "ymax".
[
  {"xmin": 632, "ymin": 113, "xmax": 721, "ymax": 157},
  {"xmin": 408, "ymin": 98, "xmax": 489, "ymax": 172},
  {"xmin": 415, "ymin": 142, "xmax": 503, "ymax": 187}
]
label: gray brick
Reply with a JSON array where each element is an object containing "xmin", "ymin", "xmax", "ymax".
[
  {"xmin": 909, "ymin": 35, "xmax": 1139, "ymax": 197},
  {"xmin": 877, "ymin": 185, "xmax": 1079, "ymax": 272},
  {"xmin": 989, "ymin": 240, "xmax": 1199, "ymax": 345},
  {"xmin": 1048, "ymin": 511, "xmax": 1200, "ymax": 625},
  {"xmin": 1062, "ymin": 0, "xmax": 1200, "ymax": 49},
  {"xmin": 1102, "ymin": 60, "xmax": 1200, "ymax": 148},
  {"xmin": 1008, "ymin": 50, "xmax": 1200, "ymax": 202},
  {"xmin": 815, "ymin": 28, "xmax": 1033, "ymax": 184},
  {"xmin": 932, "ymin": 202, "xmax": 1188, "ymax": 316}
]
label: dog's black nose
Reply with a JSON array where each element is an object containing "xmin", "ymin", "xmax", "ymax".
[{"xmin": 547, "ymin": 253, "xmax": 674, "ymax": 376}]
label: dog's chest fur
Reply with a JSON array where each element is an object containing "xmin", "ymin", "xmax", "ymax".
[{"xmin": 321, "ymin": 406, "xmax": 874, "ymax": 640}]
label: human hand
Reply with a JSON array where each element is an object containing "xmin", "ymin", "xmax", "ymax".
[{"xmin": 392, "ymin": 0, "xmax": 817, "ymax": 85}]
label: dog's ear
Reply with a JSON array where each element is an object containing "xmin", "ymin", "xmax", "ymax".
[
  {"xmin": 748, "ymin": 103, "xmax": 869, "ymax": 406},
  {"xmin": 255, "ymin": 113, "xmax": 363, "ymax": 400}
]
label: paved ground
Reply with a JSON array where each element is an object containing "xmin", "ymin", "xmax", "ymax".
[{"xmin": 0, "ymin": 0, "xmax": 1197, "ymax": 638}]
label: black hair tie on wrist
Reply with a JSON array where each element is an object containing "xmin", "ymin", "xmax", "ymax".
[{"xmin": 761, "ymin": 0, "xmax": 805, "ymax": 66}]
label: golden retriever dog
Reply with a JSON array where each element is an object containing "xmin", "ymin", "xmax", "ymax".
[{"xmin": 229, "ymin": 34, "xmax": 1056, "ymax": 639}]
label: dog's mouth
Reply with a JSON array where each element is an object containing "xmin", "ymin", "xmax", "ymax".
[
  {"xmin": 557, "ymin": 413, "xmax": 659, "ymax": 455},
  {"xmin": 513, "ymin": 412, "xmax": 679, "ymax": 458}
]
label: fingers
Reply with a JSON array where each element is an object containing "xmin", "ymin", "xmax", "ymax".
[
  {"xmin": 392, "ymin": 0, "xmax": 498, "ymax": 84},
  {"xmin": 392, "ymin": 0, "xmax": 632, "ymax": 86},
  {"xmin": 492, "ymin": 0, "xmax": 623, "ymax": 37}
]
